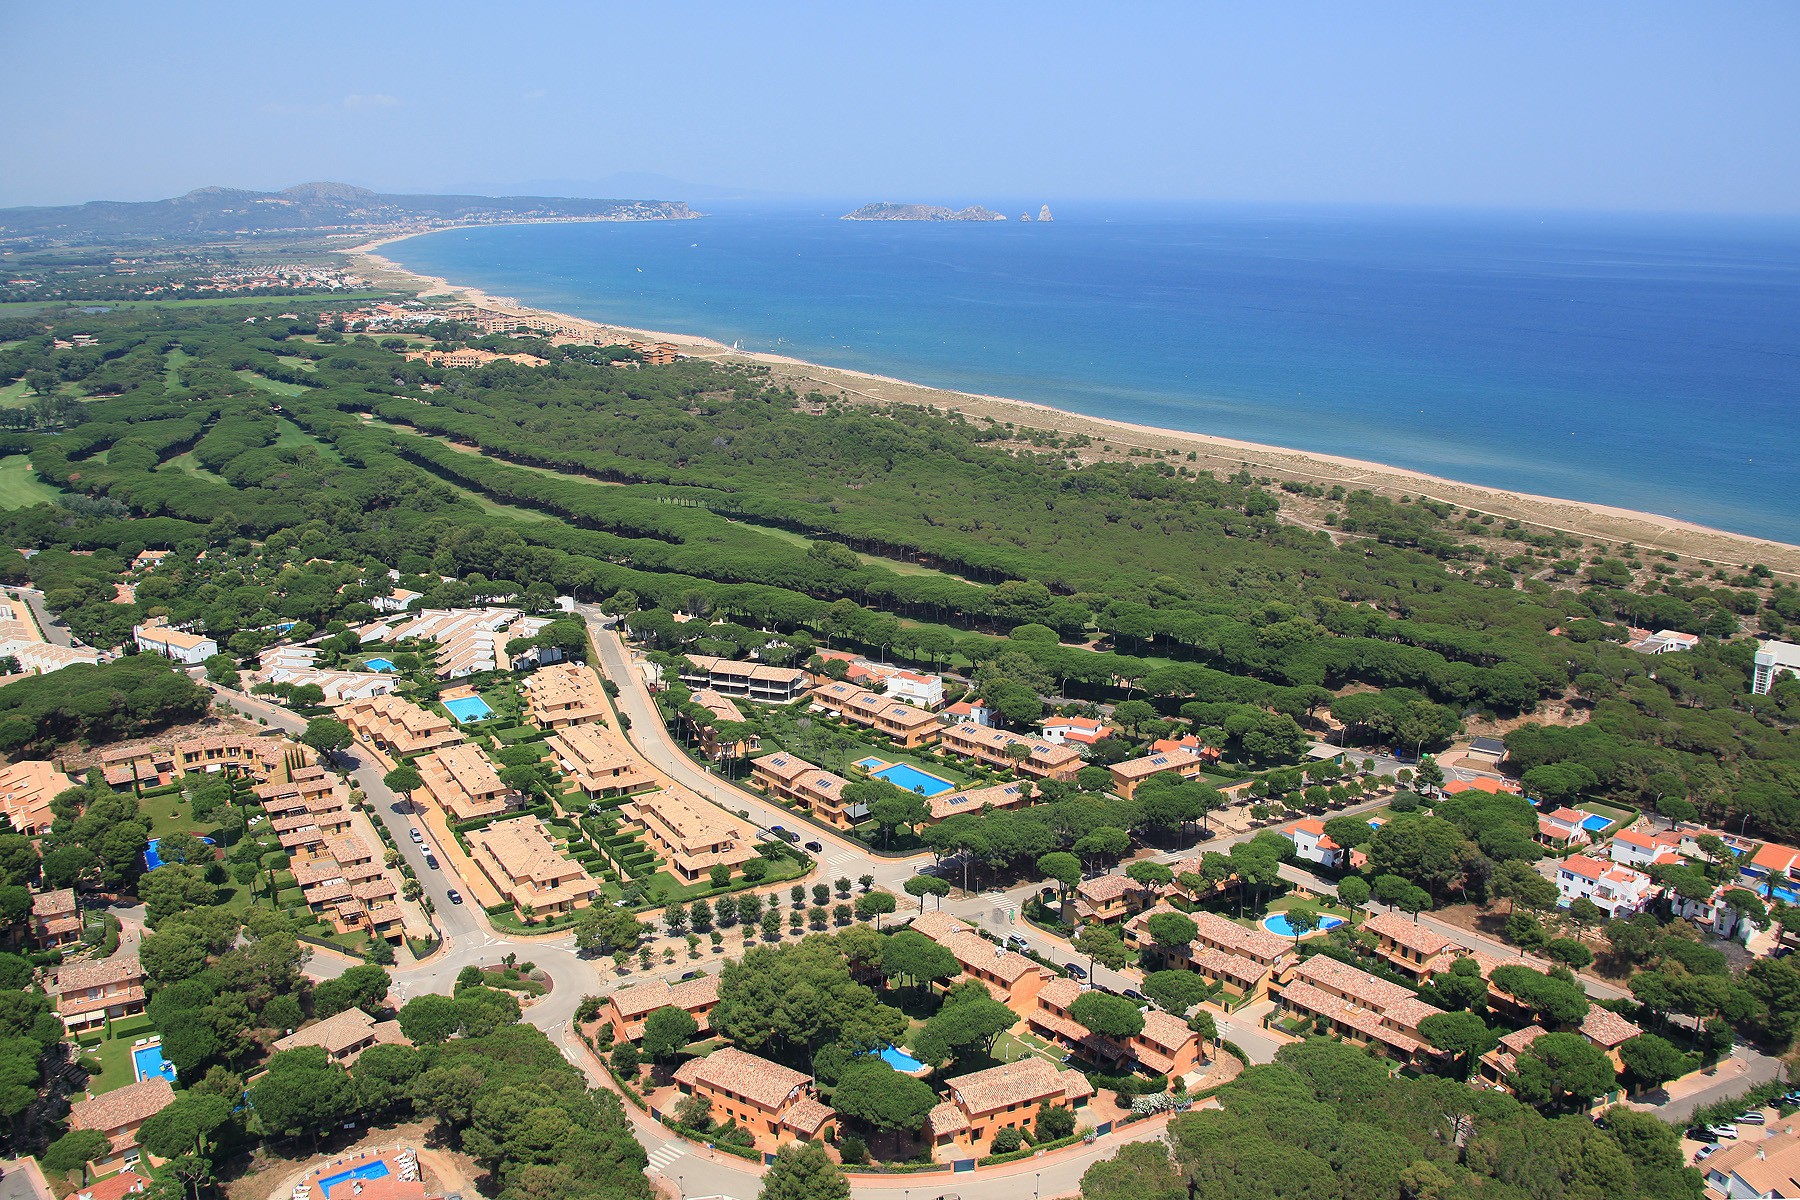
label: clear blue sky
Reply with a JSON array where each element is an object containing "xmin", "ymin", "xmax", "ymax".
[{"xmin": 2, "ymin": 1, "xmax": 1796, "ymax": 213}]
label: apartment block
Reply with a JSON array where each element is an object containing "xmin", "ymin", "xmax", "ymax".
[
  {"xmin": 1108, "ymin": 745, "xmax": 1214, "ymax": 799},
  {"xmin": 257, "ymin": 765, "xmax": 356, "ymax": 855},
  {"xmin": 689, "ymin": 688, "xmax": 762, "ymax": 760},
  {"xmin": 619, "ymin": 785, "xmax": 758, "ymax": 882},
  {"xmin": 601, "ymin": 974, "xmax": 720, "ymax": 1044},
  {"xmin": 1274, "ymin": 955, "xmax": 1445, "ymax": 1063},
  {"xmin": 676, "ymin": 654, "xmax": 811, "ymax": 703},
  {"xmin": 1123, "ymin": 905, "xmax": 1293, "ymax": 999},
  {"xmin": 670, "ymin": 1047, "xmax": 836, "ymax": 1148},
  {"xmin": 0, "ymin": 759, "xmax": 75, "ymax": 835},
  {"xmin": 545, "ymin": 722, "xmax": 657, "ymax": 797},
  {"xmin": 466, "ymin": 815, "xmax": 598, "ymax": 918},
  {"xmin": 750, "ymin": 751, "xmax": 859, "ymax": 828},
  {"xmin": 938, "ymin": 722, "xmax": 1083, "ymax": 781},
  {"xmin": 291, "ymin": 833, "xmax": 404, "ymax": 941},
  {"xmin": 132, "ymin": 618, "xmax": 217, "ymax": 665},
  {"xmin": 1361, "ymin": 911, "xmax": 1461, "ymax": 981},
  {"xmin": 414, "ymin": 743, "xmax": 521, "ymax": 822},
  {"xmin": 906, "ymin": 911, "xmax": 1052, "ymax": 1015},
  {"xmin": 927, "ymin": 780, "xmax": 1031, "ymax": 822},
  {"xmin": 928, "ymin": 1058, "xmax": 1092, "ymax": 1153},
  {"xmin": 521, "ymin": 662, "xmax": 610, "ymax": 729},
  {"xmin": 173, "ymin": 734, "xmax": 288, "ymax": 779},
  {"xmin": 1028, "ymin": 977, "xmax": 1205, "ymax": 1077},
  {"xmin": 809, "ymin": 679, "xmax": 942, "ymax": 748},
  {"xmin": 342, "ymin": 694, "xmax": 465, "ymax": 757},
  {"xmin": 361, "ymin": 607, "xmax": 524, "ymax": 679}
]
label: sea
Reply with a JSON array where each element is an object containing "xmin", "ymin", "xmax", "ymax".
[{"xmin": 384, "ymin": 203, "xmax": 1800, "ymax": 545}]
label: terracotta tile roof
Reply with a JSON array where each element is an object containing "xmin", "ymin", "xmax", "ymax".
[
  {"xmin": 928, "ymin": 781, "xmax": 1028, "ymax": 820},
  {"xmin": 1076, "ymin": 873, "xmax": 1140, "ymax": 903},
  {"xmin": 32, "ymin": 887, "xmax": 76, "ymax": 918},
  {"xmin": 72, "ymin": 1170, "xmax": 151, "ymax": 1200},
  {"xmin": 1560, "ymin": 854, "xmax": 1608, "ymax": 880},
  {"xmin": 781, "ymin": 1095, "xmax": 836, "ymax": 1136},
  {"xmin": 1702, "ymin": 1129, "xmax": 1800, "ymax": 1196},
  {"xmin": 945, "ymin": 1058, "xmax": 1092, "ymax": 1116},
  {"xmin": 608, "ymin": 974, "xmax": 720, "ymax": 1021},
  {"xmin": 52, "ymin": 956, "xmax": 143, "ymax": 995},
  {"xmin": 939, "ymin": 931, "xmax": 1047, "ymax": 986},
  {"xmin": 752, "ymin": 752, "xmax": 814, "ymax": 783},
  {"xmin": 672, "ymin": 1046, "xmax": 810, "ymax": 1111},
  {"xmin": 68, "ymin": 1076, "xmax": 173, "ymax": 1133},
  {"xmin": 1580, "ymin": 1006, "xmax": 1643, "ymax": 1048},
  {"xmin": 906, "ymin": 911, "xmax": 973, "ymax": 941},
  {"xmin": 1281, "ymin": 980, "xmax": 1422, "ymax": 1056},
  {"xmin": 272, "ymin": 1007, "xmax": 391, "ymax": 1056},
  {"xmin": 1187, "ymin": 945, "xmax": 1273, "ymax": 987},
  {"xmin": 1127, "ymin": 904, "xmax": 1292, "ymax": 964},
  {"xmin": 928, "ymin": 1100, "xmax": 970, "ymax": 1137},
  {"xmin": 1286, "ymin": 955, "xmax": 1444, "ymax": 1029},
  {"xmin": 1363, "ymin": 911, "xmax": 1458, "ymax": 958},
  {"xmin": 1139, "ymin": 1008, "xmax": 1198, "ymax": 1054}
]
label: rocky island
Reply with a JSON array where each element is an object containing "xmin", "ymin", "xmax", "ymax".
[{"xmin": 841, "ymin": 202, "xmax": 1008, "ymax": 221}]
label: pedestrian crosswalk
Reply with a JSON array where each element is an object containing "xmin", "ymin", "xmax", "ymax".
[{"xmin": 645, "ymin": 1142, "xmax": 687, "ymax": 1171}]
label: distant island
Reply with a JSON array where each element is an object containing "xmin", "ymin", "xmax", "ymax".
[
  {"xmin": 842, "ymin": 202, "xmax": 1008, "ymax": 222},
  {"xmin": 0, "ymin": 181, "xmax": 698, "ymax": 247}
]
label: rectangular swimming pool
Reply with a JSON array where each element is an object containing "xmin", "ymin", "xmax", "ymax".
[
  {"xmin": 443, "ymin": 695, "xmax": 495, "ymax": 722},
  {"xmin": 853, "ymin": 756, "xmax": 887, "ymax": 770},
  {"xmin": 319, "ymin": 1161, "xmax": 390, "ymax": 1198},
  {"xmin": 870, "ymin": 762, "xmax": 956, "ymax": 797},
  {"xmin": 132, "ymin": 1042, "xmax": 177, "ymax": 1083},
  {"xmin": 1580, "ymin": 814, "xmax": 1612, "ymax": 832},
  {"xmin": 363, "ymin": 657, "xmax": 398, "ymax": 673}
]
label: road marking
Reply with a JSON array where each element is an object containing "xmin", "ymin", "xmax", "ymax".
[{"xmin": 645, "ymin": 1143, "xmax": 686, "ymax": 1171}]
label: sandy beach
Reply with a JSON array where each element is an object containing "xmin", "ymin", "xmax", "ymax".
[{"xmin": 349, "ymin": 231, "xmax": 1800, "ymax": 577}]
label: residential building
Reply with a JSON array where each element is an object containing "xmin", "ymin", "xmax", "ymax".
[
  {"xmin": 0, "ymin": 596, "xmax": 100, "ymax": 676},
  {"xmin": 809, "ymin": 680, "xmax": 942, "ymax": 748},
  {"xmin": 814, "ymin": 652, "xmax": 947, "ymax": 708},
  {"xmin": 132, "ymin": 618, "xmax": 217, "ymax": 665},
  {"xmin": 1624, "ymin": 628, "xmax": 1700, "ymax": 654},
  {"xmin": 619, "ymin": 785, "xmax": 757, "ymax": 882},
  {"xmin": 941, "ymin": 700, "xmax": 994, "ymax": 726},
  {"xmin": 939, "ymin": 722, "xmax": 1083, "ymax": 781},
  {"xmin": 521, "ymin": 663, "xmax": 610, "ymax": 729},
  {"xmin": 1466, "ymin": 736, "xmax": 1507, "ymax": 764},
  {"xmin": 1440, "ymin": 776, "xmax": 1522, "ymax": 798},
  {"xmin": 50, "ymin": 956, "xmax": 147, "ymax": 1032},
  {"xmin": 174, "ymin": 734, "xmax": 288, "ymax": 779},
  {"xmin": 670, "ymin": 1047, "xmax": 836, "ymax": 1147},
  {"xmin": 99, "ymin": 746, "xmax": 175, "ymax": 791},
  {"xmin": 1124, "ymin": 905, "xmax": 1295, "ymax": 1000},
  {"xmin": 362, "ymin": 607, "xmax": 524, "ymax": 678},
  {"xmin": 1282, "ymin": 818, "xmax": 1346, "ymax": 869},
  {"xmin": 1536, "ymin": 806, "xmax": 1594, "ymax": 849},
  {"xmin": 676, "ymin": 654, "xmax": 811, "ymax": 703},
  {"xmin": 907, "ymin": 911, "xmax": 1053, "ymax": 1014},
  {"xmin": 1028, "ymin": 976, "xmax": 1205, "ymax": 1077},
  {"xmin": 1477, "ymin": 1009, "xmax": 1640, "ymax": 1096},
  {"xmin": 291, "ymin": 834, "xmax": 404, "ymax": 940},
  {"xmin": 260, "ymin": 766, "xmax": 357, "ymax": 856},
  {"xmin": 80, "ymin": 1170, "xmax": 152, "ymax": 1200},
  {"xmin": 750, "ymin": 751, "xmax": 860, "ymax": 827},
  {"xmin": 414, "ymin": 743, "xmax": 521, "ymax": 822},
  {"xmin": 271, "ymin": 1007, "xmax": 408, "ymax": 1065},
  {"xmin": 600, "ymin": 974, "xmax": 720, "ymax": 1044},
  {"xmin": 260, "ymin": 646, "xmax": 396, "ymax": 704},
  {"xmin": 1108, "ymin": 746, "xmax": 1214, "ymax": 799},
  {"xmin": 342, "ymin": 694, "xmax": 464, "ymax": 757},
  {"xmin": 545, "ymin": 722, "xmax": 656, "ymax": 798},
  {"xmin": 1753, "ymin": 639, "xmax": 1800, "ymax": 695},
  {"xmin": 466, "ymin": 815, "xmax": 598, "ymax": 917},
  {"xmin": 1744, "ymin": 840, "xmax": 1800, "ymax": 882},
  {"xmin": 66, "ymin": 1077, "xmax": 174, "ymax": 1175},
  {"xmin": 1073, "ymin": 873, "xmax": 1150, "ymax": 923},
  {"xmin": 1607, "ymin": 827, "xmax": 1684, "ymax": 870},
  {"xmin": 371, "ymin": 587, "xmax": 423, "ymax": 614},
  {"xmin": 927, "ymin": 1058, "xmax": 1093, "ymax": 1153},
  {"xmin": 31, "ymin": 887, "xmax": 81, "ymax": 948},
  {"xmin": 927, "ymin": 780, "xmax": 1031, "ymax": 822},
  {"xmin": 1274, "ymin": 955, "xmax": 1445, "ymax": 1063},
  {"xmin": 1556, "ymin": 854, "xmax": 1654, "ymax": 916},
  {"xmin": 0, "ymin": 759, "xmax": 74, "ymax": 835},
  {"xmin": 1698, "ymin": 1115, "xmax": 1800, "ymax": 1197},
  {"xmin": 1361, "ymin": 911, "xmax": 1459, "ymax": 981},
  {"xmin": 1040, "ymin": 716, "xmax": 1109, "ymax": 746},
  {"xmin": 688, "ymin": 688, "xmax": 762, "ymax": 760}
]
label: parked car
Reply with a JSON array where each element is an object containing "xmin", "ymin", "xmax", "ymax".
[
  {"xmin": 424, "ymin": 854, "xmax": 440, "ymax": 870},
  {"xmin": 446, "ymin": 889, "xmax": 463, "ymax": 904},
  {"xmin": 1696, "ymin": 1145, "xmax": 1719, "ymax": 1162},
  {"xmin": 1708, "ymin": 1124, "xmax": 1740, "ymax": 1139},
  {"xmin": 681, "ymin": 970, "xmax": 703, "ymax": 981},
  {"xmin": 1688, "ymin": 1126, "xmax": 1718, "ymax": 1143},
  {"xmin": 1006, "ymin": 933, "xmax": 1030, "ymax": 950},
  {"xmin": 805, "ymin": 841, "xmax": 823, "ymax": 852},
  {"xmin": 409, "ymin": 828, "xmax": 423, "ymax": 843},
  {"xmin": 1064, "ymin": 962, "xmax": 1088, "ymax": 980},
  {"xmin": 1739, "ymin": 1110, "xmax": 1767, "ymax": 1124},
  {"xmin": 771, "ymin": 825, "xmax": 787, "ymax": 836},
  {"xmin": 784, "ymin": 832, "xmax": 800, "ymax": 843},
  {"xmin": 1123, "ymin": 989, "xmax": 1145, "ymax": 1002}
]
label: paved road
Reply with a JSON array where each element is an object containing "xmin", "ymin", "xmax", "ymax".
[{"xmin": 13, "ymin": 586, "xmax": 74, "ymax": 648}]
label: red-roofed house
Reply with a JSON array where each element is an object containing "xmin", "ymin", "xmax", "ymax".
[
  {"xmin": 1041, "ymin": 716, "xmax": 1109, "ymax": 747},
  {"xmin": 1283, "ymin": 818, "xmax": 1345, "ymax": 868},
  {"xmin": 1028, "ymin": 977, "xmax": 1206, "ymax": 1078},
  {"xmin": 1441, "ymin": 776, "xmax": 1521, "ymax": 798},
  {"xmin": 1556, "ymin": 855, "xmax": 1653, "ymax": 917},
  {"xmin": 66, "ymin": 1077, "xmax": 174, "ymax": 1175},
  {"xmin": 1362, "ymin": 911, "xmax": 1459, "ymax": 981},
  {"xmin": 670, "ymin": 1047, "xmax": 835, "ymax": 1148},
  {"xmin": 1274, "ymin": 955, "xmax": 1445, "ymax": 1064},
  {"xmin": 1537, "ymin": 807, "xmax": 1593, "ymax": 848},
  {"xmin": 928, "ymin": 1058, "xmax": 1093, "ymax": 1153},
  {"xmin": 1607, "ymin": 827, "xmax": 1684, "ymax": 870}
]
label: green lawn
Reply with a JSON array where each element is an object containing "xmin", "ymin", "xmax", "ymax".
[
  {"xmin": 80, "ymin": 1031, "xmax": 142, "ymax": 1095},
  {"xmin": 0, "ymin": 378, "xmax": 35, "ymax": 408},
  {"xmin": 162, "ymin": 451, "xmax": 229, "ymax": 484},
  {"xmin": 733, "ymin": 521, "xmax": 978, "ymax": 583},
  {"xmin": 0, "ymin": 454, "xmax": 63, "ymax": 508},
  {"xmin": 235, "ymin": 370, "xmax": 309, "ymax": 397},
  {"xmin": 274, "ymin": 417, "xmax": 344, "ymax": 461}
]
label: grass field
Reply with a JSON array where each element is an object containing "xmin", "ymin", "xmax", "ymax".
[
  {"xmin": 164, "ymin": 346, "xmax": 190, "ymax": 388},
  {"xmin": 0, "ymin": 455, "xmax": 63, "ymax": 509},
  {"xmin": 236, "ymin": 370, "xmax": 309, "ymax": 397},
  {"xmin": 736, "ymin": 520, "xmax": 978, "ymax": 582},
  {"xmin": 0, "ymin": 379, "xmax": 35, "ymax": 409},
  {"xmin": 163, "ymin": 451, "xmax": 229, "ymax": 483},
  {"xmin": 274, "ymin": 417, "xmax": 344, "ymax": 462}
]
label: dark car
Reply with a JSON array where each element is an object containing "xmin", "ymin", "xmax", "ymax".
[
  {"xmin": 1688, "ymin": 1126, "xmax": 1718, "ymax": 1143},
  {"xmin": 1123, "ymin": 989, "xmax": 1145, "ymax": 1002},
  {"xmin": 424, "ymin": 854, "xmax": 440, "ymax": 870},
  {"xmin": 805, "ymin": 841, "xmax": 823, "ymax": 852},
  {"xmin": 1064, "ymin": 962, "xmax": 1088, "ymax": 980},
  {"xmin": 784, "ymin": 832, "xmax": 800, "ymax": 843},
  {"xmin": 446, "ymin": 889, "xmax": 464, "ymax": 904}
]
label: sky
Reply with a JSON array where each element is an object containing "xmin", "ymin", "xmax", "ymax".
[{"xmin": 2, "ymin": 1, "xmax": 1797, "ymax": 214}]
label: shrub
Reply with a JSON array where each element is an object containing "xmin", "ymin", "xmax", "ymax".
[{"xmin": 991, "ymin": 1126, "xmax": 1024, "ymax": 1154}]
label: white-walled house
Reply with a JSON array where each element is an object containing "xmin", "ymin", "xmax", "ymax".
[
  {"xmin": 1556, "ymin": 854, "xmax": 1653, "ymax": 917},
  {"xmin": 133, "ymin": 619, "xmax": 217, "ymax": 665}
]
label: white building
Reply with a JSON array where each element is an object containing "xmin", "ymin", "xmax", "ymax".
[
  {"xmin": 133, "ymin": 619, "xmax": 218, "ymax": 665},
  {"xmin": 1282, "ymin": 818, "xmax": 1347, "ymax": 869},
  {"xmin": 1753, "ymin": 640, "xmax": 1800, "ymax": 695},
  {"xmin": 1556, "ymin": 854, "xmax": 1653, "ymax": 917},
  {"xmin": 1606, "ymin": 827, "xmax": 1683, "ymax": 870},
  {"xmin": 371, "ymin": 588, "xmax": 423, "ymax": 614}
]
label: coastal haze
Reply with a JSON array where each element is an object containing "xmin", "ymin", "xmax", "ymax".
[{"xmin": 383, "ymin": 206, "xmax": 1800, "ymax": 545}]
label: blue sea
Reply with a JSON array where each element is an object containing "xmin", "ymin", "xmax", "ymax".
[{"xmin": 385, "ymin": 204, "xmax": 1800, "ymax": 544}]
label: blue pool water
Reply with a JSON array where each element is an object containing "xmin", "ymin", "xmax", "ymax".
[
  {"xmin": 132, "ymin": 1043, "xmax": 176, "ymax": 1083},
  {"xmin": 1262, "ymin": 913, "xmax": 1346, "ymax": 938},
  {"xmin": 880, "ymin": 1045, "xmax": 927, "ymax": 1072},
  {"xmin": 318, "ymin": 1162, "xmax": 390, "ymax": 1198},
  {"xmin": 870, "ymin": 762, "xmax": 956, "ymax": 797},
  {"xmin": 853, "ymin": 757, "xmax": 886, "ymax": 770},
  {"xmin": 1581, "ymin": 815, "xmax": 1612, "ymax": 832},
  {"xmin": 443, "ymin": 695, "xmax": 495, "ymax": 722},
  {"xmin": 144, "ymin": 835, "xmax": 216, "ymax": 871},
  {"xmin": 363, "ymin": 657, "xmax": 398, "ymax": 673},
  {"xmin": 1768, "ymin": 885, "xmax": 1800, "ymax": 904}
]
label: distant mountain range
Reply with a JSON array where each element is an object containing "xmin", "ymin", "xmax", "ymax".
[
  {"xmin": 0, "ymin": 182, "xmax": 697, "ymax": 243},
  {"xmin": 842, "ymin": 202, "xmax": 1008, "ymax": 222}
]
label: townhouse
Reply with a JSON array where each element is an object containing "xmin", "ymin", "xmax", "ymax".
[
  {"xmin": 1108, "ymin": 746, "xmax": 1213, "ymax": 800},
  {"xmin": 414, "ymin": 743, "xmax": 522, "ymax": 822},
  {"xmin": 1073, "ymin": 873, "xmax": 1150, "ymax": 924},
  {"xmin": 809, "ymin": 679, "xmax": 942, "ymax": 749},
  {"xmin": 1361, "ymin": 911, "xmax": 1461, "ymax": 982},
  {"xmin": 545, "ymin": 721, "xmax": 657, "ymax": 798},
  {"xmin": 362, "ymin": 607, "xmax": 523, "ymax": 678},
  {"xmin": 50, "ymin": 956, "xmax": 147, "ymax": 1032},
  {"xmin": 906, "ymin": 911, "xmax": 1054, "ymax": 1014},
  {"xmin": 676, "ymin": 654, "xmax": 811, "ymax": 703},
  {"xmin": 939, "ymin": 722, "xmax": 1083, "ymax": 781},
  {"xmin": 1555, "ymin": 854, "xmax": 1654, "ymax": 917},
  {"xmin": 1607, "ymin": 827, "xmax": 1684, "ymax": 870},
  {"xmin": 31, "ymin": 887, "xmax": 81, "ymax": 949},
  {"xmin": 174, "ymin": 734, "xmax": 288, "ymax": 779},
  {"xmin": 751, "ymin": 752, "xmax": 861, "ymax": 828},
  {"xmin": 814, "ymin": 651, "xmax": 946, "ymax": 709},
  {"xmin": 600, "ymin": 974, "xmax": 720, "ymax": 1044},
  {"xmin": 1274, "ymin": 955, "xmax": 1446, "ymax": 1064},
  {"xmin": 342, "ymin": 694, "xmax": 465, "ymax": 757},
  {"xmin": 66, "ymin": 1076, "xmax": 174, "ymax": 1176},
  {"xmin": 927, "ymin": 780, "xmax": 1032, "ymax": 822},
  {"xmin": 521, "ymin": 662, "xmax": 611, "ymax": 729},
  {"xmin": 1027, "ymin": 977, "xmax": 1206, "ymax": 1077},
  {"xmin": 688, "ymin": 688, "xmax": 762, "ymax": 760},
  {"xmin": 927, "ymin": 1058, "xmax": 1093, "ymax": 1154},
  {"xmin": 271, "ymin": 1007, "xmax": 409, "ymax": 1065},
  {"xmin": 466, "ymin": 815, "xmax": 598, "ymax": 918},
  {"xmin": 291, "ymin": 834, "xmax": 404, "ymax": 941},
  {"xmin": 1476, "ymin": 1007, "xmax": 1641, "ymax": 1095},
  {"xmin": 1123, "ymin": 905, "xmax": 1295, "ymax": 1000},
  {"xmin": 0, "ymin": 759, "xmax": 74, "ymax": 835},
  {"xmin": 257, "ymin": 765, "xmax": 356, "ymax": 856},
  {"xmin": 132, "ymin": 618, "xmax": 217, "ymax": 665},
  {"xmin": 670, "ymin": 1047, "xmax": 836, "ymax": 1148},
  {"xmin": 618, "ymin": 785, "xmax": 758, "ymax": 883},
  {"xmin": 99, "ymin": 746, "xmax": 174, "ymax": 791}
]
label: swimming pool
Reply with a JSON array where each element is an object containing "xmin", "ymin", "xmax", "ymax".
[
  {"xmin": 879, "ymin": 1045, "xmax": 927, "ymax": 1072},
  {"xmin": 363, "ymin": 657, "xmax": 398, "ymax": 673},
  {"xmin": 132, "ymin": 1042, "xmax": 177, "ymax": 1083},
  {"xmin": 318, "ymin": 1161, "xmax": 390, "ymax": 1198},
  {"xmin": 443, "ymin": 695, "xmax": 495, "ymax": 722},
  {"xmin": 868, "ymin": 762, "xmax": 956, "ymax": 797},
  {"xmin": 1580, "ymin": 815, "xmax": 1612, "ymax": 832},
  {"xmin": 1768, "ymin": 884, "xmax": 1800, "ymax": 904},
  {"xmin": 144, "ymin": 835, "xmax": 216, "ymax": 871},
  {"xmin": 1262, "ymin": 913, "xmax": 1346, "ymax": 938}
]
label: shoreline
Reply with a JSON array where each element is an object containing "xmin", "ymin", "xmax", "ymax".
[{"xmin": 349, "ymin": 230, "xmax": 1800, "ymax": 575}]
